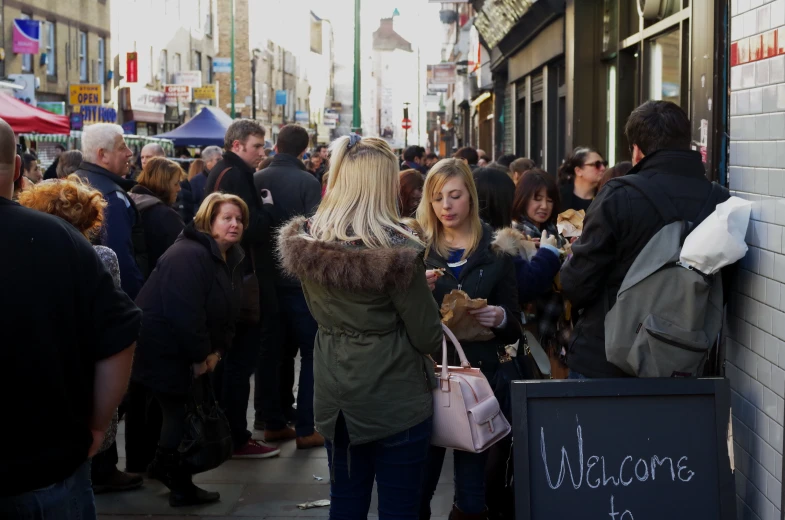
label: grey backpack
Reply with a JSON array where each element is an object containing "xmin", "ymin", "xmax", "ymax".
[{"xmin": 604, "ymin": 175, "xmax": 728, "ymax": 377}]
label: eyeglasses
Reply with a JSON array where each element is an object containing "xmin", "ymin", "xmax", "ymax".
[{"xmin": 583, "ymin": 160, "xmax": 608, "ymax": 169}]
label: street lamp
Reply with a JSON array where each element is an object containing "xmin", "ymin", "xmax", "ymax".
[{"xmin": 251, "ymin": 48, "xmax": 261, "ymax": 120}]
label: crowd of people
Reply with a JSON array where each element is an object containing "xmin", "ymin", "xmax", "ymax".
[{"xmin": 1, "ymin": 98, "xmax": 731, "ymax": 520}]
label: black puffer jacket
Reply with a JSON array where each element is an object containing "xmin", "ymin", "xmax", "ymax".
[
  {"xmin": 425, "ymin": 224, "xmax": 523, "ymax": 378},
  {"xmin": 561, "ymin": 150, "xmax": 730, "ymax": 378},
  {"xmin": 132, "ymin": 223, "xmax": 244, "ymax": 396},
  {"xmin": 129, "ymin": 185, "xmax": 184, "ymax": 277}
]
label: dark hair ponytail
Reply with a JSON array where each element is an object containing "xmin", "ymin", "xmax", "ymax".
[{"xmin": 557, "ymin": 146, "xmax": 597, "ymax": 186}]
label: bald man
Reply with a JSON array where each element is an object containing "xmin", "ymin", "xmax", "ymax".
[
  {"xmin": 0, "ymin": 117, "xmax": 141, "ymax": 516},
  {"xmin": 140, "ymin": 143, "xmax": 166, "ymax": 169}
]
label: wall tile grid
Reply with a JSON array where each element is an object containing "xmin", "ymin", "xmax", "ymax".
[{"xmin": 730, "ymin": 2, "xmax": 785, "ymax": 520}]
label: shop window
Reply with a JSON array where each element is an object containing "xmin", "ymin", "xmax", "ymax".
[
  {"xmin": 21, "ymin": 14, "xmax": 33, "ymax": 72},
  {"xmin": 98, "ymin": 37, "xmax": 105, "ymax": 84},
  {"xmin": 46, "ymin": 22, "xmax": 56, "ymax": 77},
  {"xmin": 79, "ymin": 31, "xmax": 87, "ymax": 81},
  {"xmin": 646, "ymin": 28, "xmax": 680, "ymax": 106}
]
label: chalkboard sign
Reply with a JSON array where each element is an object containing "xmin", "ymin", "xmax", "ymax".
[{"xmin": 512, "ymin": 378, "xmax": 735, "ymax": 520}]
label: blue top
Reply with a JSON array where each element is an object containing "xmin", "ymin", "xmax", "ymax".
[{"xmin": 447, "ymin": 248, "xmax": 466, "ymax": 279}]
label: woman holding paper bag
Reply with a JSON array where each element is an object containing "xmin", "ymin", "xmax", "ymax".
[{"xmin": 418, "ymin": 158, "xmax": 522, "ymax": 520}]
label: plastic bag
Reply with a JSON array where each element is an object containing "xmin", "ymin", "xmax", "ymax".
[
  {"xmin": 440, "ymin": 289, "xmax": 495, "ymax": 342},
  {"xmin": 680, "ymin": 196, "xmax": 752, "ymax": 275}
]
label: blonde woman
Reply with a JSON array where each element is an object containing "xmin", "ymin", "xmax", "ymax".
[
  {"xmin": 277, "ymin": 134, "xmax": 443, "ymax": 520},
  {"xmin": 129, "ymin": 157, "xmax": 186, "ymax": 276},
  {"xmin": 417, "ymin": 159, "xmax": 522, "ymax": 520},
  {"xmin": 133, "ymin": 193, "xmax": 255, "ymax": 507}
]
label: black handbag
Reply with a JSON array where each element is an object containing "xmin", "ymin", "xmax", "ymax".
[
  {"xmin": 178, "ymin": 376, "xmax": 233, "ymax": 474},
  {"xmin": 492, "ymin": 334, "xmax": 538, "ymax": 423}
]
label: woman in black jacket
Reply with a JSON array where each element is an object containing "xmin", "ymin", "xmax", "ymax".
[
  {"xmin": 132, "ymin": 192, "xmax": 249, "ymax": 507},
  {"xmin": 557, "ymin": 146, "xmax": 607, "ymax": 212},
  {"xmin": 129, "ymin": 157, "xmax": 186, "ymax": 276},
  {"xmin": 417, "ymin": 159, "xmax": 522, "ymax": 520}
]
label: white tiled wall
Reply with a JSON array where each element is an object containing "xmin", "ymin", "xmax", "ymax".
[{"xmin": 729, "ymin": 2, "xmax": 785, "ymax": 519}]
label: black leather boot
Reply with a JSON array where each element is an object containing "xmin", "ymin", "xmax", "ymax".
[
  {"xmin": 147, "ymin": 446, "xmax": 177, "ymax": 488},
  {"xmin": 449, "ymin": 505, "xmax": 488, "ymax": 520},
  {"xmin": 168, "ymin": 469, "xmax": 220, "ymax": 507}
]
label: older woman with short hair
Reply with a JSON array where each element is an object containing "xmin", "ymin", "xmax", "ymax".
[
  {"xmin": 133, "ymin": 192, "xmax": 253, "ymax": 507},
  {"xmin": 56, "ymin": 150, "xmax": 84, "ymax": 179},
  {"xmin": 129, "ymin": 157, "xmax": 186, "ymax": 276}
]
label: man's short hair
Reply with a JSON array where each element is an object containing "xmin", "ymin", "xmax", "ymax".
[
  {"xmin": 55, "ymin": 144, "xmax": 66, "ymax": 152},
  {"xmin": 276, "ymin": 125, "xmax": 310, "ymax": 156},
  {"xmin": 201, "ymin": 145, "xmax": 223, "ymax": 163},
  {"xmin": 510, "ymin": 157, "xmax": 535, "ymax": 174},
  {"xmin": 82, "ymin": 124, "xmax": 125, "ymax": 163},
  {"xmin": 315, "ymin": 144, "xmax": 328, "ymax": 153},
  {"xmin": 497, "ymin": 154, "xmax": 517, "ymax": 168},
  {"xmin": 454, "ymin": 147, "xmax": 479, "ymax": 165},
  {"xmin": 403, "ymin": 145, "xmax": 425, "ymax": 162},
  {"xmin": 624, "ymin": 100, "xmax": 691, "ymax": 156},
  {"xmin": 224, "ymin": 119, "xmax": 266, "ymax": 152},
  {"xmin": 426, "ymin": 152, "xmax": 438, "ymax": 161}
]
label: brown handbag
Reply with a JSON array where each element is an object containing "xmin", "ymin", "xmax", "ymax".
[{"xmin": 216, "ymin": 168, "xmax": 261, "ymax": 325}]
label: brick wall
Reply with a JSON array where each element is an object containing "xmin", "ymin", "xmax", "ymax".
[
  {"xmin": 728, "ymin": 1, "xmax": 785, "ymax": 519},
  {"xmin": 216, "ymin": 0, "xmax": 251, "ymax": 119}
]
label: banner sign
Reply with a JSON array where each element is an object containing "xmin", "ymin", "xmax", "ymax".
[
  {"xmin": 77, "ymin": 105, "xmax": 118, "ymax": 124},
  {"xmin": 427, "ymin": 63, "xmax": 457, "ymax": 93},
  {"xmin": 69, "ymin": 84, "xmax": 103, "ymax": 106},
  {"xmin": 295, "ymin": 111, "xmax": 309, "ymax": 124},
  {"xmin": 13, "ymin": 19, "xmax": 40, "ymax": 54},
  {"xmin": 38, "ymin": 101, "xmax": 66, "ymax": 115},
  {"xmin": 127, "ymin": 52, "xmax": 138, "ymax": 83},
  {"xmin": 212, "ymin": 57, "xmax": 232, "ymax": 74},
  {"xmin": 127, "ymin": 87, "xmax": 166, "ymax": 113},
  {"xmin": 193, "ymin": 85, "xmax": 217, "ymax": 100},
  {"xmin": 172, "ymin": 71, "xmax": 202, "ymax": 88},
  {"xmin": 164, "ymin": 84, "xmax": 191, "ymax": 106},
  {"xmin": 275, "ymin": 90, "xmax": 288, "ymax": 106}
]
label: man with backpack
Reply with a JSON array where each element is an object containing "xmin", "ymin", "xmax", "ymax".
[{"xmin": 561, "ymin": 100, "xmax": 729, "ymax": 379}]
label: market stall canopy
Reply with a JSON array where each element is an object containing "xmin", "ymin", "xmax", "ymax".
[
  {"xmin": 156, "ymin": 106, "xmax": 234, "ymax": 147},
  {"xmin": 0, "ymin": 92, "xmax": 69, "ymax": 134}
]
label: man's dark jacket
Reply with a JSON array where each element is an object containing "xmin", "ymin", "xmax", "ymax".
[
  {"xmin": 254, "ymin": 153, "xmax": 322, "ymax": 289},
  {"xmin": 175, "ymin": 179, "xmax": 195, "ymax": 223},
  {"xmin": 190, "ymin": 169, "xmax": 209, "ymax": 207},
  {"xmin": 76, "ymin": 162, "xmax": 147, "ymax": 299},
  {"xmin": 132, "ymin": 223, "xmax": 243, "ymax": 396},
  {"xmin": 560, "ymin": 150, "xmax": 730, "ymax": 378},
  {"xmin": 401, "ymin": 160, "xmax": 428, "ymax": 175}
]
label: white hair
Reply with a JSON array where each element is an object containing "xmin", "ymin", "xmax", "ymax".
[
  {"xmin": 201, "ymin": 146, "xmax": 223, "ymax": 162},
  {"xmin": 141, "ymin": 143, "xmax": 166, "ymax": 156},
  {"xmin": 82, "ymin": 124, "xmax": 125, "ymax": 163}
]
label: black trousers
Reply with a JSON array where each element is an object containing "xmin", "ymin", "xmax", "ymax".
[
  {"xmin": 154, "ymin": 393, "xmax": 188, "ymax": 450},
  {"xmin": 124, "ymin": 381, "xmax": 163, "ymax": 472}
]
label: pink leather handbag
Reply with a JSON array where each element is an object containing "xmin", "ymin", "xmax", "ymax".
[{"xmin": 431, "ymin": 324, "xmax": 511, "ymax": 453}]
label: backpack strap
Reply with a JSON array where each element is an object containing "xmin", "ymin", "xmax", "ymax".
[
  {"xmin": 215, "ymin": 167, "xmax": 231, "ymax": 192},
  {"xmin": 693, "ymin": 182, "xmax": 729, "ymax": 226},
  {"xmin": 614, "ymin": 175, "xmax": 681, "ymax": 224}
]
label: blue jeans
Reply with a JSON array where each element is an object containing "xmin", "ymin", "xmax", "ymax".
[
  {"xmin": 215, "ymin": 322, "xmax": 261, "ymax": 446},
  {"xmin": 420, "ymin": 446, "xmax": 489, "ymax": 515},
  {"xmin": 326, "ymin": 414, "xmax": 433, "ymax": 520},
  {"xmin": 568, "ymin": 370, "xmax": 588, "ymax": 380},
  {"xmin": 0, "ymin": 460, "xmax": 95, "ymax": 519}
]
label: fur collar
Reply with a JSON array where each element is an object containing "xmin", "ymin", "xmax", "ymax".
[
  {"xmin": 277, "ymin": 216, "xmax": 424, "ymax": 293},
  {"xmin": 492, "ymin": 227, "xmax": 537, "ymax": 261}
]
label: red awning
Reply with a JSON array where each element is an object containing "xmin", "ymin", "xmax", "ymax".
[{"xmin": 0, "ymin": 92, "xmax": 70, "ymax": 135}]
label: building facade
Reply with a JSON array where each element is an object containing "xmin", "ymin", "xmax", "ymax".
[{"xmin": 3, "ymin": 0, "xmax": 112, "ymax": 108}]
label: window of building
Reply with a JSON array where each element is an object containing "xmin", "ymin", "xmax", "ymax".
[
  {"xmin": 205, "ymin": 0, "xmax": 213, "ymax": 37},
  {"xmin": 97, "ymin": 37, "xmax": 105, "ymax": 84},
  {"xmin": 160, "ymin": 49, "xmax": 168, "ymax": 83},
  {"xmin": 173, "ymin": 52, "xmax": 181, "ymax": 74},
  {"xmin": 79, "ymin": 31, "xmax": 87, "ymax": 81},
  {"xmin": 646, "ymin": 28, "xmax": 681, "ymax": 106},
  {"xmin": 207, "ymin": 55, "xmax": 214, "ymax": 83},
  {"xmin": 46, "ymin": 21, "xmax": 56, "ymax": 76},
  {"xmin": 192, "ymin": 50, "xmax": 202, "ymax": 71},
  {"xmin": 21, "ymin": 14, "xmax": 33, "ymax": 72}
]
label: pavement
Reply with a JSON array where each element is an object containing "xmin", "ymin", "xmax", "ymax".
[{"xmin": 97, "ymin": 382, "xmax": 454, "ymax": 520}]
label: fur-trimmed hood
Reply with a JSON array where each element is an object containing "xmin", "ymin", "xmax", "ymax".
[
  {"xmin": 277, "ymin": 216, "xmax": 425, "ymax": 293},
  {"xmin": 492, "ymin": 227, "xmax": 537, "ymax": 261}
]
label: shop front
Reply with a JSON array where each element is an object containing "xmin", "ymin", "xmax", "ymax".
[
  {"xmin": 573, "ymin": 0, "xmax": 727, "ymax": 180},
  {"xmin": 119, "ymin": 86, "xmax": 167, "ymax": 136}
]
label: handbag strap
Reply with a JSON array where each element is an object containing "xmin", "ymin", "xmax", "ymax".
[
  {"xmin": 215, "ymin": 167, "xmax": 231, "ymax": 192},
  {"xmin": 440, "ymin": 324, "xmax": 472, "ymax": 382}
]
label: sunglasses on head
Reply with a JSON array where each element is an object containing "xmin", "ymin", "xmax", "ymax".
[{"xmin": 583, "ymin": 160, "xmax": 608, "ymax": 169}]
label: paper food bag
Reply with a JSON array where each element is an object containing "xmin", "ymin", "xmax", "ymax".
[
  {"xmin": 680, "ymin": 196, "xmax": 752, "ymax": 275},
  {"xmin": 440, "ymin": 289, "xmax": 495, "ymax": 342},
  {"xmin": 557, "ymin": 209, "xmax": 585, "ymax": 238}
]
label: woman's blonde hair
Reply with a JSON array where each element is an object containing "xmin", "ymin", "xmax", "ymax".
[
  {"xmin": 309, "ymin": 135, "xmax": 417, "ymax": 248},
  {"xmin": 188, "ymin": 159, "xmax": 206, "ymax": 181},
  {"xmin": 18, "ymin": 175, "xmax": 107, "ymax": 239},
  {"xmin": 194, "ymin": 192, "xmax": 250, "ymax": 235},
  {"xmin": 416, "ymin": 158, "xmax": 483, "ymax": 260},
  {"xmin": 136, "ymin": 157, "xmax": 185, "ymax": 202}
]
